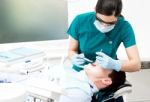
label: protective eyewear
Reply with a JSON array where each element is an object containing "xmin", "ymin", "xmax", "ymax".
[{"xmin": 96, "ymin": 16, "xmax": 117, "ymax": 25}]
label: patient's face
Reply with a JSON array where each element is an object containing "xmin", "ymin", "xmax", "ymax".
[{"xmin": 84, "ymin": 64, "xmax": 112, "ymax": 79}]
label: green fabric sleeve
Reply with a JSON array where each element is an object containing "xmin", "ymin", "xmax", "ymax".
[
  {"xmin": 121, "ymin": 22, "xmax": 136, "ymax": 48},
  {"xmin": 67, "ymin": 15, "xmax": 80, "ymax": 40}
]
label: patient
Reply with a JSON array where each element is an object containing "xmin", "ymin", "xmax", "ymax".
[{"xmin": 59, "ymin": 63, "xmax": 126, "ymax": 102}]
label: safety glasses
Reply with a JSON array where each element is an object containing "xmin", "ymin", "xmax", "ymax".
[{"xmin": 96, "ymin": 16, "xmax": 117, "ymax": 25}]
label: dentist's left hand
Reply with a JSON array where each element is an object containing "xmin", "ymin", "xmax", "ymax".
[{"xmin": 96, "ymin": 52, "xmax": 122, "ymax": 71}]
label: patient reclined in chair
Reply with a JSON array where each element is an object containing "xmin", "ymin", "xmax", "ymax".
[{"xmin": 58, "ymin": 63, "xmax": 132, "ymax": 102}]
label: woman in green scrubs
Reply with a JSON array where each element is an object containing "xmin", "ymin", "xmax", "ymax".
[{"xmin": 67, "ymin": 0, "xmax": 141, "ymax": 101}]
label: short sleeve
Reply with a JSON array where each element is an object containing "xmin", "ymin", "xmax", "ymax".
[
  {"xmin": 67, "ymin": 15, "xmax": 80, "ymax": 40},
  {"xmin": 121, "ymin": 22, "xmax": 136, "ymax": 48}
]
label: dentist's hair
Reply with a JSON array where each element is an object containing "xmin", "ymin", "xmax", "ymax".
[{"xmin": 95, "ymin": 0, "xmax": 122, "ymax": 16}]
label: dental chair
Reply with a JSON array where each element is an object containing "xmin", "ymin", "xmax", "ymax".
[
  {"xmin": 91, "ymin": 80, "xmax": 132, "ymax": 102},
  {"xmin": 60, "ymin": 55, "xmax": 132, "ymax": 102}
]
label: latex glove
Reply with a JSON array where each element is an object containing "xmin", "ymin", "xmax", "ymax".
[
  {"xmin": 96, "ymin": 52, "xmax": 122, "ymax": 71},
  {"xmin": 71, "ymin": 53, "xmax": 87, "ymax": 68}
]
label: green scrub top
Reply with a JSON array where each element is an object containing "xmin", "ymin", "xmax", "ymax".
[{"xmin": 67, "ymin": 12, "xmax": 136, "ymax": 71}]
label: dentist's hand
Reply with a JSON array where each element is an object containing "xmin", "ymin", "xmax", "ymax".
[
  {"xmin": 96, "ymin": 52, "xmax": 122, "ymax": 71},
  {"xmin": 71, "ymin": 53, "xmax": 87, "ymax": 68}
]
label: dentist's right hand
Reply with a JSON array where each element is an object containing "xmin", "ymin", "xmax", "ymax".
[{"xmin": 71, "ymin": 53, "xmax": 87, "ymax": 68}]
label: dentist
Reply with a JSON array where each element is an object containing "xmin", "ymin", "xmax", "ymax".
[{"xmin": 68, "ymin": 0, "xmax": 141, "ymax": 101}]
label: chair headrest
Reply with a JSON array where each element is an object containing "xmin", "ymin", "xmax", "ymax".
[
  {"xmin": 102, "ymin": 81, "xmax": 132, "ymax": 102},
  {"xmin": 113, "ymin": 81, "xmax": 132, "ymax": 99}
]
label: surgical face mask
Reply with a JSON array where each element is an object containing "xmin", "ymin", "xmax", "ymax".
[{"xmin": 94, "ymin": 20, "xmax": 115, "ymax": 33}]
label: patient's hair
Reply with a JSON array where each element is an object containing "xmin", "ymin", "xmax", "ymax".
[{"xmin": 102, "ymin": 71, "xmax": 126, "ymax": 91}]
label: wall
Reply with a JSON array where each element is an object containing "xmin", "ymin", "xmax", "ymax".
[{"xmin": 0, "ymin": 0, "xmax": 68, "ymax": 43}]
